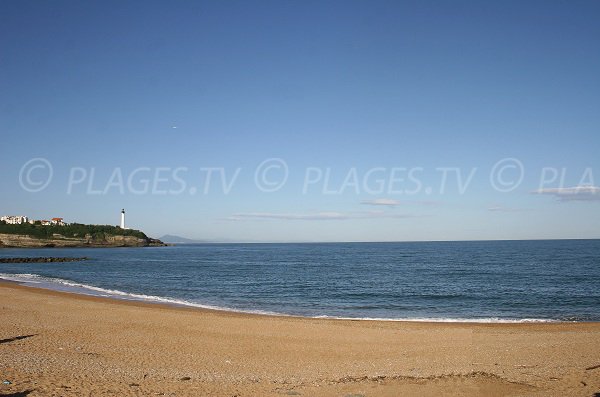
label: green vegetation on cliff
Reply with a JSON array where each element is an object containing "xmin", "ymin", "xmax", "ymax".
[{"xmin": 0, "ymin": 221, "xmax": 148, "ymax": 240}]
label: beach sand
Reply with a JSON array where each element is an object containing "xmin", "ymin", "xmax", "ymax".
[{"xmin": 1, "ymin": 281, "xmax": 599, "ymax": 396}]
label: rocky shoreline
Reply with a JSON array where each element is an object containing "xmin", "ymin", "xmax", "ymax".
[
  {"xmin": 0, "ymin": 233, "xmax": 167, "ymax": 248},
  {"xmin": 0, "ymin": 257, "xmax": 89, "ymax": 263}
]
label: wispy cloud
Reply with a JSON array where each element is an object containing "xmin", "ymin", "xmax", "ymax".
[
  {"xmin": 360, "ymin": 198, "xmax": 401, "ymax": 206},
  {"xmin": 225, "ymin": 211, "xmax": 415, "ymax": 221},
  {"xmin": 487, "ymin": 205, "xmax": 529, "ymax": 212},
  {"xmin": 532, "ymin": 185, "xmax": 600, "ymax": 201},
  {"xmin": 360, "ymin": 198, "xmax": 441, "ymax": 207}
]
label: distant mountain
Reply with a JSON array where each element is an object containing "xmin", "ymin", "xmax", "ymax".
[{"xmin": 158, "ymin": 234, "xmax": 208, "ymax": 244}]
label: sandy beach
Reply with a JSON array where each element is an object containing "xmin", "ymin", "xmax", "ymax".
[{"xmin": 0, "ymin": 281, "xmax": 599, "ymax": 396}]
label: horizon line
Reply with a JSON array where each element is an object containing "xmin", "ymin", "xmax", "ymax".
[{"xmin": 159, "ymin": 237, "xmax": 600, "ymax": 245}]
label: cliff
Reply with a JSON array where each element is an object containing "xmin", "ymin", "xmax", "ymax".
[{"xmin": 0, "ymin": 233, "xmax": 166, "ymax": 248}]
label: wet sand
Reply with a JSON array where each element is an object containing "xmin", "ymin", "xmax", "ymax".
[{"xmin": 1, "ymin": 281, "xmax": 599, "ymax": 396}]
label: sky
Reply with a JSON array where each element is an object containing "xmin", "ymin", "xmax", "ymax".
[{"xmin": 1, "ymin": 0, "xmax": 599, "ymax": 242}]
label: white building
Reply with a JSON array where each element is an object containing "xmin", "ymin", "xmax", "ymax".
[
  {"xmin": 51, "ymin": 217, "xmax": 65, "ymax": 226},
  {"xmin": 1, "ymin": 215, "xmax": 29, "ymax": 225}
]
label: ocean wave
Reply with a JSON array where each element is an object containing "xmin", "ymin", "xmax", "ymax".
[
  {"xmin": 0, "ymin": 272, "xmax": 558, "ymax": 323},
  {"xmin": 0, "ymin": 273, "xmax": 283, "ymax": 316}
]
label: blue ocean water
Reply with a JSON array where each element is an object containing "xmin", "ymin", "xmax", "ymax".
[{"xmin": 1, "ymin": 240, "xmax": 599, "ymax": 322}]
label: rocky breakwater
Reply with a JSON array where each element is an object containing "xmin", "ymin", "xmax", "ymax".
[
  {"xmin": 0, "ymin": 233, "xmax": 167, "ymax": 248},
  {"xmin": 0, "ymin": 257, "xmax": 89, "ymax": 263}
]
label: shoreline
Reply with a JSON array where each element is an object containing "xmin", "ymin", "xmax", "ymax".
[
  {"xmin": 5, "ymin": 279, "xmax": 599, "ymax": 328},
  {"xmin": 0, "ymin": 277, "xmax": 577, "ymax": 324},
  {"xmin": 1, "ymin": 281, "xmax": 600, "ymax": 396},
  {"xmin": 0, "ymin": 231, "xmax": 167, "ymax": 248}
]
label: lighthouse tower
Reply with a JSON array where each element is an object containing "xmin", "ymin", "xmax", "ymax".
[{"xmin": 120, "ymin": 209, "xmax": 126, "ymax": 229}]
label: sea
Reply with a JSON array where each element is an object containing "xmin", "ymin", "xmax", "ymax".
[{"xmin": 1, "ymin": 240, "xmax": 599, "ymax": 322}]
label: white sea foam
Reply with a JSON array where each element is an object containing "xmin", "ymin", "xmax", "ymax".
[
  {"xmin": 0, "ymin": 273, "xmax": 43, "ymax": 284},
  {"xmin": 0, "ymin": 273, "xmax": 558, "ymax": 323},
  {"xmin": 310, "ymin": 315, "xmax": 556, "ymax": 323},
  {"xmin": 0, "ymin": 273, "xmax": 283, "ymax": 316}
]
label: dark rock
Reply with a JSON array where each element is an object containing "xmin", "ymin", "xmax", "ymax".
[{"xmin": 0, "ymin": 257, "xmax": 88, "ymax": 263}]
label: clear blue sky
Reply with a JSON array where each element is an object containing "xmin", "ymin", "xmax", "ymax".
[{"xmin": 1, "ymin": 0, "xmax": 599, "ymax": 241}]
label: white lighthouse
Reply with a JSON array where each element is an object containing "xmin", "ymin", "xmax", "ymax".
[{"xmin": 120, "ymin": 209, "xmax": 126, "ymax": 229}]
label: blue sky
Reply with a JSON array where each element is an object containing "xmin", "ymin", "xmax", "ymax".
[{"xmin": 1, "ymin": 0, "xmax": 599, "ymax": 241}]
